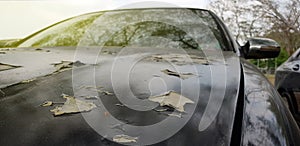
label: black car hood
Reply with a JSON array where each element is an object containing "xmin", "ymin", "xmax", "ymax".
[{"xmin": 0, "ymin": 47, "xmax": 241, "ymax": 145}]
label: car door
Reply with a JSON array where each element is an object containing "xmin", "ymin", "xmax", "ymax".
[{"xmin": 276, "ymin": 48, "xmax": 300, "ymax": 121}]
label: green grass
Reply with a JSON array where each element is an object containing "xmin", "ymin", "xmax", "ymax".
[{"xmin": 265, "ymin": 74, "xmax": 275, "ymax": 85}]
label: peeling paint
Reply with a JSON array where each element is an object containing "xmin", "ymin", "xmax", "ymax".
[
  {"xmin": 80, "ymin": 86, "xmax": 113, "ymax": 95},
  {"xmin": 161, "ymin": 69, "xmax": 197, "ymax": 80},
  {"xmin": 115, "ymin": 103, "xmax": 125, "ymax": 107},
  {"xmin": 148, "ymin": 54, "xmax": 210, "ymax": 65},
  {"xmin": 153, "ymin": 108, "xmax": 168, "ymax": 112},
  {"xmin": 84, "ymin": 96, "xmax": 99, "ymax": 100},
  {"xmin": 41, "ymin": 101, "xmax": 53, "ymax": 107},
  {"xmin": 113, "ymin": 134, "xmax": 138, "ymax": 143},
  {"xmin": 51, "ymin": 61, "xmax": 85, "ymax": 73},
  {"xmin": 102, "ymin": 91, "xmax": 113, "ymax": 95},
  {"xmin": 51, "ymin": 61, "xmax": 73, "ymax": 71},
  {"xmin": 50, "ymin": 94, "xmax": 96, "ymax": 116},
  {"xmin": 0, "ymin": 63, "xmax": 21, "ymax": 71},
  {"xmin": 149, "ymin": 91, "xmax": 194, "ymax": 112},
  {"xmin": 21, "ymin": 79, "xmax": 35, "ymax": 84}
]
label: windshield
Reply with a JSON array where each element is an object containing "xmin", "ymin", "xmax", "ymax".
[
  {"xmin": 18, "ymin": 8, "xmax": 228, "ymax": 51},
  {"xmin": 19, "ymin": 13, "xmax": 102, "ymax": 47}
]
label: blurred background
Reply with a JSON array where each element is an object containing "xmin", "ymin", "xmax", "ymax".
[{"xmin": 209, "ymin": 0, "xmax": 300, "ymax": 80}]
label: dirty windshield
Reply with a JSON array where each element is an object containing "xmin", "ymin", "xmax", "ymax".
[{"xmin": 19, "ymin": 9, "xmax": 227, "ymax": 51}]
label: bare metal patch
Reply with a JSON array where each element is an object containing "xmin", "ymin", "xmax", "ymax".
[{"xmin": 149, "ymin": 91, "xmax": 194, "ymax": 112}]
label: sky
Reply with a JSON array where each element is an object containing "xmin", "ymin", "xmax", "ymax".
[{"xmin": 0, "ymin": 0, "xmax": 210, "ymax": 40}]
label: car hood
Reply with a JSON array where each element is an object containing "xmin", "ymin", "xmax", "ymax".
[{"xmin": 0, "ymin": 47, "xmax": 241, "ymax": 145}]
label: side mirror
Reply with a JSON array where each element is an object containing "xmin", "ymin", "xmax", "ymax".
[{"xmin": 241, "ymin": 37, "xmax": 281, "ymax": 59}]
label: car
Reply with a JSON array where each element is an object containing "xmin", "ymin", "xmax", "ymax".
[
  {"xmin": 275, "ymin": 48, "xmax": 300, "ymax": 125},
  {"xmin": 0, "ymin": 8, "xmax": 299, "ymax": 146}
]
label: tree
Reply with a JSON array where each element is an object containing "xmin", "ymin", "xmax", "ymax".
[
  {"xmin": 209, "ymin": 0, "xmax": 300, "ymax": 55},
  {"xmin": 257, "ymin": 0, "xmax": 300, "ymax": 55},
  {"xmin": 209, "ymin": 0, "xmax": 268, "ymax": 42}
]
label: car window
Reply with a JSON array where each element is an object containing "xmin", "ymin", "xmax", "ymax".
[{"xmin": 19, "ymin": 9, "xmax": 229, "ymax": 51}]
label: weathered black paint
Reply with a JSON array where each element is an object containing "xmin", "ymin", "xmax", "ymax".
[
  {"xmin": 0, "ymin": 48, "xmax": 241, "ymax": 145},
  {"xmin": 275, "ymin": 48, "xmax": 300, "ymax": 124},
  {"xmin": 242, "ymin": 59, "xmax": 300, "ymax": 145}
]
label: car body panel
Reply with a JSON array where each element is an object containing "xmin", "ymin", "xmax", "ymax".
[
  {"xmin": 0, "ymin": 47, "xmax": 241, "ymax": 145},
  {"xmin": 241, "ymin": 59, "xmax": 300, "ymax": 145}
]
